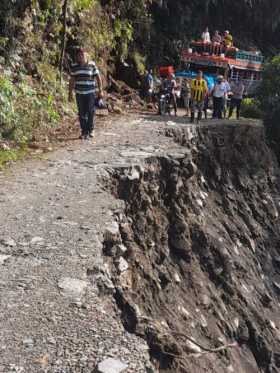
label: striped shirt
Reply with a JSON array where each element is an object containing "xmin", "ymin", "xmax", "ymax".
[
  {"xmin": 191, "ymin": 78, "xmax": 208, "ymax": 102},
  {"xmin": 71, "ymin": 61, "xmax": 100, "ymax": 95}
]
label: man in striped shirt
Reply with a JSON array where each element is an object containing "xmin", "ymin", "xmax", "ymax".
[
  {"xmin": 190, "ymin": 71, "xmax": 208, "ymax": 124},
  {"xmin": 69, "ymin": 48, "xmax": 103, "ymax": 139}
]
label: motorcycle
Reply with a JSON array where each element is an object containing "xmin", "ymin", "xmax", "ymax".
[{"xmin": 158, "ymin": 89, "xmax": 173, "ymax": 115}]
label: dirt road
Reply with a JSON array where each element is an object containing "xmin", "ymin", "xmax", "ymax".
[
  {"xmin": 0, "ymin": 114, "xmax": 263, "ymax": 373},
  {"xmin": 0, "ymin": 114, "xmax": 173, "ymax": 373}
]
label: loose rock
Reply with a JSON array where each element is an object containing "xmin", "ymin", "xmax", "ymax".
[
  {"xmin": 96, "ymin": 358, "xmax": 128, "ymax": 373},
  {"xmin": 58, "ymin": 277, "xmax": 88, "ymax": 301}
]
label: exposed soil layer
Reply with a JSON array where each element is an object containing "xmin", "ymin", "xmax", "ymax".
[{"xmin": 105, "ymin": 123, "xmax": 280, "ymax": 372}]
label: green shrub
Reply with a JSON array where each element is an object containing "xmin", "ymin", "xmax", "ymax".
[
  {"xmin": 132, "ymin": 51, "xmax": 146, "ymax": 75},
  {"xmin": 0, "ymin": 69, "xmax": 65, "ymax": 144},
  {"xmin": 240, "ymin": 98, "xmax": 262, "ymax": 119},
  {"xmin": 0, "ymin": 147, "xmax": 27, "ymax": 169},
  {"xmin": 258, "ymin": 55, "xmax": 280, "ymax": 156}
]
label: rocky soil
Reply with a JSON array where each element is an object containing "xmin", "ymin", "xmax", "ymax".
[
  {"xmin": 105, "ymin": 118, "xmax": 280, "ymax": 372},
  {"xmin": 0, "ymin": 113, "xmax": 279, "ymax": 373},
  {"xmin": 0, "ymin": 114, "xmax": 171, "ymax": 373}
]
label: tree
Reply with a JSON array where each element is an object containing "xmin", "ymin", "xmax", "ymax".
[
  {"xmin": 59, "ymin": 0, "xmax": 68, "ymax": 84},
  {"xmin": 258, "ymin": 56, "xmax": 280, "ymax": 157}
]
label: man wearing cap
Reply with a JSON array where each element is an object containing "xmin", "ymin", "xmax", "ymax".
[
  {"xmin": 212, "ymin": 76, "xmax": 227, "ymax": 119},
  {"xmin": 69, "ymin": 48, "xmax": 103, "ymax": 140}
]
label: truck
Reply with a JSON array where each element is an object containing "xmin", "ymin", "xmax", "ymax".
[{"xmin": 177, "ymin": 40, "xmax": 264, "ymax": 94}]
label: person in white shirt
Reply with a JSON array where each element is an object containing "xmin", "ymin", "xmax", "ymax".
[
  {"xmin": 201, "ymin": 27, "xmax": 211, "ymax": 43},
  {"xmin": 211, "ymin": 76, "xmax": 227, "ymax": 119},
  {"xmin": 222, "ymin": 77, "xmax": 231, "ymax": 118}
]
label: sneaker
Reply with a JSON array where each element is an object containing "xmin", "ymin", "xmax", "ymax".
[{"xmin": 89, "ymin": 131, "xmax": 95, "ymax": 138}]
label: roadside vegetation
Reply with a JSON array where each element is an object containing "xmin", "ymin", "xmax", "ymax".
[
  {"xmin": 258, "ymin": 56, "xmax": 280, "ymax": 157},
  {"xmin": 240, "ymin": 98, "xmax": 262, "ymax": 119}
]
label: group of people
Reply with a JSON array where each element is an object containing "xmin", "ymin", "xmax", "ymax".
[
  {"xmin": 182, "ymin": 71, "xmax": 245, "ymax": 123},
  {"xmin": 68, "ymin": 47, "xmax": 246, "ymax": 140},
  {"xmin": 201, "ymin": 28, "xmax": 233, "ymax": 54},
  {"xmin": 143, "ymin": 69, "xmax": 245, "ymax": 124}
]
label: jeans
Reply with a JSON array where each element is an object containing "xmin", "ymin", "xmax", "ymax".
[
  {"xmin": 76, "ymin": 93, "xmax": 96, "ymax": 135},
  {"xmin": 190, "ymin": 100, "xmax": 204, "ymax": 122},
  {"xmin": 171, "ymin": 93, "xmax": 177, "ymax": 114},
  {"xmin": 213, "ymin": 96, "xmax": 223, "ymax": 119}
]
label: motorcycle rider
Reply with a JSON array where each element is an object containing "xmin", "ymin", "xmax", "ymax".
[{"xmin": 158, "ymin": 73, "xmax": 177, "ymax": 115}]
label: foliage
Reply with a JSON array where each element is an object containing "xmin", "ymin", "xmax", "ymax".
[
  {"xmin": 0, "ymin": 147, "xmax": 27, "ymax": 169},
  {"xmin": 258, "ymin": 56, "xmax": 280, "ymax": 153},
  {"xmin": 132, "ymin": 51, "xmax": 146, "ymax": 75},
  {"xmin": 0, "ymin": 69, "xmax": 63, "ymax": 143},
  {"xmin": 240, "ymin": 98, "xmax": 262, "ymax": 119},
  {"xmin": 75, "ymin": 2, "xmax": 114, "ymax": 62},
  {"xmin": 113, "ymin": 19, "xmax": 134, "ymax": 60}
]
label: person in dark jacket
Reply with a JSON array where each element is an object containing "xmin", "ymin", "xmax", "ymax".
[{"xmin": 228, "ymin": 78, "xmax": 245, "ymax": 119}]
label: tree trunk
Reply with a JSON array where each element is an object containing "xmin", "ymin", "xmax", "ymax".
[{"xmin": 59, "ymin": 0, "xmax": 68, "ymax": 84}]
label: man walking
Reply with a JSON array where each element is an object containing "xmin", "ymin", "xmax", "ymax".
[
  {"xmin": 69, "ymin": 48, "xmax": 103, "ymax": 139},
  {"xmin": 228, "ymin": 78, "xmax": 245, "ymax": 119},
  {"xmin": 190, "ymin": 71, "xmax": 208, "ymax": 124}
]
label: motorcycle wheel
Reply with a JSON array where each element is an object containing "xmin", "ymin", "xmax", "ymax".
[{"xmin": 159, "ymin": 99, "xmax": 166, "ymax": 116}]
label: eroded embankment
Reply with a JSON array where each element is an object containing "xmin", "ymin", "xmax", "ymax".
[{"xmin": 103, "ymin": 123, "xmax": 280, "ymax": 373}]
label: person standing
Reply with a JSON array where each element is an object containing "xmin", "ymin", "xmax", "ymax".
[
  {"xmin": 202, "ymin": 27, "xmax": 211, "ymax": 43},
  {"xmin": 223, "ymin": 30, "xmax": 233, "ymax": 48},
  {"xmin": 203, "ymin": 91, "xmax": 210, "ymax": 119},
  {"xmin": 144, "ymin": 69, "xmax": 154, "ymax": 104},
  {"xmin": 181, "ymin": 78, "xmax": 191, "ymax": 116},
  {"xmin": 211, "ymin": 30, "xmax": 222, "ymax": 54},
  {"xmin": 228, "ymin": 78, "xmax": 245, "ymax": 119},
  {"xmin": 212, "ymin": 76, "xmax": 227, "ymax": 119},
  {"xmin": 190, "ymin": 71, "xmax": 208, "ymax": 124},
  {"xmin": 69, "ymin": 48, "xmax": 103, "ymax": 140},
  {"xmin": 222, "ymin": 77, "xmax": 231, "ymax": 118},
  {"xmin": 201, "ymin": 27, "xmax": 211, "ymax": 53},
  {"xmin": 163, "ymin": 73, "xmax": 178, "ymax": 116}
]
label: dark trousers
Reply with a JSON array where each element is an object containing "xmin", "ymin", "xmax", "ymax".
[
  {"xmin": 171, "ymin": 93, "xmax": 177, "ymax": 114},
  {"xmin": 213, "ymin": 96, "xmax": 223, "ymax": 119},
  {"xmin": 229, "ymin": 98, "xmax": 242, "ymax": 119},
  {"xmin": 76, "ymin": 93, "xmax": 96, "ymax": 135}
]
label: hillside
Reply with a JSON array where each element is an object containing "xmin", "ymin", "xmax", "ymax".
[{"xmin": 1, "ymin": 2, "xmax": 280, "ymax": 373}]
